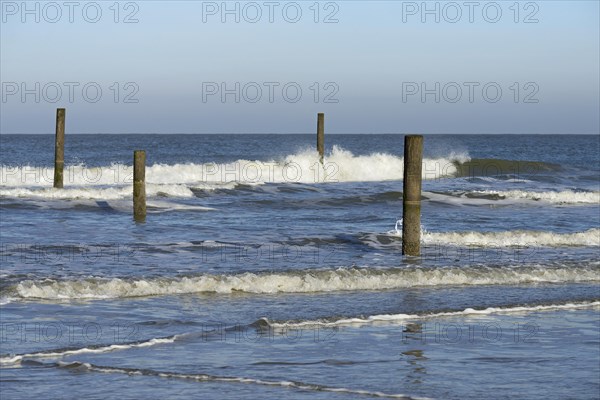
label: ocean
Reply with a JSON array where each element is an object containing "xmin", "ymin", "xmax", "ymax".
[{"xmin": 0, "ymin": 134, "xmax": 599, "ymax": 399}]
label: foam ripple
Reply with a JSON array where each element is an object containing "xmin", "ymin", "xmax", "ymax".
[
  {"xmin": 56, "ymin": 361, "xmax": 429, "ymax": 399},
  {"xmin": 264, "ymin": 301, "xmax": 600, "ymax": 329},
  {"xmin": 0, "ymin": 335, "xmax": 180, "ymax": 365}
]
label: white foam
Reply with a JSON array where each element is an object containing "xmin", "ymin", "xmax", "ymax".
[
  {"xmin": 11, "ymin": 265, "xmax": 600, "ymax": 300},
  {"xmin": 419, "ymin": 228, "xmax": 600, "ymax": 247},
  {"xmin": 470, "ymin": 190, "xmax": 600, "ymax": 204},
  {"xmin": 146, "ymin": 201, "xmax": 215, "ymax": 212},
  {"xmin": 0, "ymin": 183, "xmax": 201, "ymax": 200},
  {"xmin": 1, "ymin": 163, "xmax": 132, "ymax": 188},
  {"xmin": 0, "ymin": 335, "xmax": 179, "ymax": 365},
  {"xmin": 181, "ymin": 146, "xmax": 467, "ymax": 183},
  {"xmin": 0, "ymin": 297, "xmax": 14, "ymax": 306},
  {"xmin": 267, "ymin": 301, "xmax": 600, "ymax": 329},
  {"xmin": 0, "ymin": 147, "xmax": 469, "ymax": 190},
  {"xmin": 385, "ymin": 228, "xmax": 600, "ymax": 247}
]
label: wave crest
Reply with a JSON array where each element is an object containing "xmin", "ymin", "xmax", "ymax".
[
  {"xmin": 9, "ymin": 264, "xmax": 600, "ymax": 300},
  {"xmin": 419, "ymin": 229, "xmax": 600, "ymax": 247},
  {"xmin": 467, "ymin": 190, "xmax": 600, "ymax": 204},
  {"xmin": 0, "ymin": 147, "xmax": 469, "ymax": 191}
]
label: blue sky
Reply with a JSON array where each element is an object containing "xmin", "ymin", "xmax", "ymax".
[{"xmin": 1, "ymin": 0, "xmax": 599, "ymax": 133}]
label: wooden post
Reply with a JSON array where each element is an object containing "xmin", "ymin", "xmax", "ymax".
[
  {"xmin": 53, "ymin": 108, "xmax": 65, "ymax": 188},
  {"xmin": 402, "ymin": 135, "xmax": 423, "ymax": 256},
  {"xmin": 317, "ymin": 112, "xmax": 325, "ymax": 163},
  {"xmin": 133, "ymin": 150, "xmax": 146, "ymax": 222}
]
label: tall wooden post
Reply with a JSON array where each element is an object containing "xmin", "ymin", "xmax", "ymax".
[
  {"xmin": 133, "ymin": 150, "xmax": 146, "ymax": 222},
  {"xmin": 53, "ymin": 108, "xmax": 65, "ymax": 188},
  {"xmin": 317, "ymin": 113, "xmax": 325, "ymax": 163},
  {"xmin": 402, "ymin": 135, "xmax": 423, "ymax": 256}
]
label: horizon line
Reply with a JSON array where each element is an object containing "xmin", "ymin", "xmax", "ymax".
[{"xmin": 1, "ymin": 132, "xmax": 599, "ymax": 136}]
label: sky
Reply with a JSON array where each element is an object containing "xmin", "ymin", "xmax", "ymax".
[{"xmin": 1, "ymin": 0, "xmax": 599, "ymax": 134}]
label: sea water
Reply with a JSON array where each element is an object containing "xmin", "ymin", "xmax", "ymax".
[{"xmin": 1, "ymin": 134, "xmax": 599, "ymax": 399}]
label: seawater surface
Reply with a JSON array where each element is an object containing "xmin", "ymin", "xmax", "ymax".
[{"xmin": 1, "ymin": 134, "xmax": 599, "ymax": 399}]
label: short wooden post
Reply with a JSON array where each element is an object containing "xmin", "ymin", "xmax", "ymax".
[
  {"xmin": 133, "ymin": 150, "xmax": 146, "ymax": 222},
  {"xmin": 317, "ymin": 112, "xmax": 325, "ymax": 163},
  {"xmin": 53, "ymin": 108, "xmax": 65, "ymax": 188},
  {"xmin": 402, "ymin": 135, "xmax": 423, "ymax": 256}
]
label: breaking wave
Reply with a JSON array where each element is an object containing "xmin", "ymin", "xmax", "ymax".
[
  {"xmin": 0, "ymin": 147, "xmax": 469, "ymax": 193},
  {"xmin": 7, "ymin": 264, "xmax": 599, "ymax": 300},
  {"xmin": 380, "ymin": 228, "xmax": 600, "ymax": 247}
]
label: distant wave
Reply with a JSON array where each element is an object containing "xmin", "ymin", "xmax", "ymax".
[
  {"xmin": 453, "ymin": 158, "xmax": 562, "ymax": 178},
  {"xmin": 6, "ymin": 264, "xmax": 599, "ymax": 300},
  {"xmin": 382, "ymin": 228, "xmax": 600, "ymax": 247},
  {"xmin": 262, "ymin": 301, "xmax": 600, "ymax": 329},
  {"xmin": 0, "ymin": 147, "xmax": 469, "ymax": 191}
]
